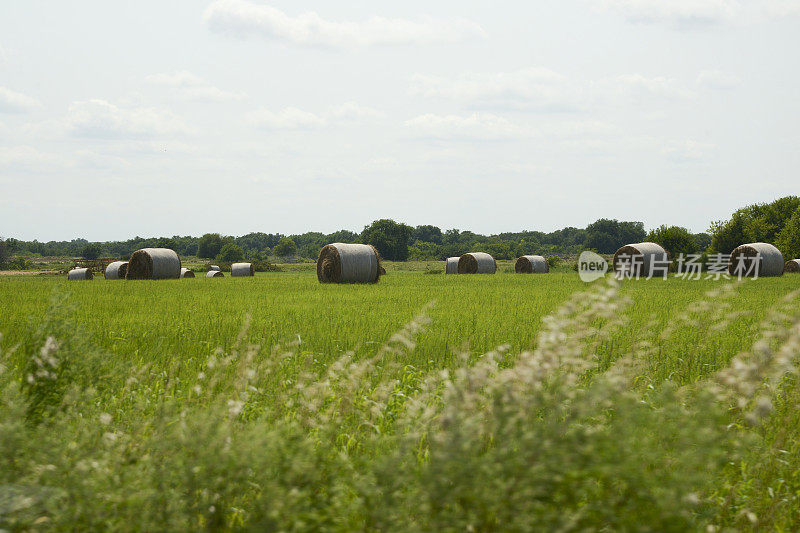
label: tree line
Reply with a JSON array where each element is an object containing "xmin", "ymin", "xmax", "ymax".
[{"xmin": 2, "ymin": 196, "xmax": 797, "ymax": 267}]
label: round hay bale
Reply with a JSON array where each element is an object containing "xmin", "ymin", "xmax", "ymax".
[
  {"xmin": 445, "ymin": 257, "xmax": 459, "ymax": 274},
  {"xmin": 125, "ymin": 248, "xmax": 181, "ymax": 280},
  {"xmin": 317, "ymin": 243, "xmax": 381, "ymax": 284},
  {"xmin": 457, "ymin": 252, "xmax": 496, "ymax": 274},
  {"xmin": 104, "ymin": 261, "xmax": 128, "ymax": 280},
  {"xmin": 231, "ymin": 262, "xmax": 255, "ymax": 277},
  {"xmin": 379, "ymin": 265, "xmax": 387, "ymax": 276},
  {"xmin": 180, "ymin": 268, "xmax": 195, "ymax": 278},
  {"xmin": 209, "ymin": 265, "xmax": 221, "ymax": 272},
  {"xmin": 728, "ymin": 242, "xmax": 784, "ymax": 277},
  {"xmin": 786, "ymin": 259, "xmax": 800, "ymax": 273},
  {"xmin": 206, "ymin": 270, "xmax": 224, "ymax": 278},
  {"xmin": 612, "ymin": 242, "xmax": 668, "ymax": 276},
  {"xmin": 67, "ymin": 267, "xmax": 93, "ymax": 281},
  {"xmin": 515, "ymin": 255, "xmax": 549, "ymax": 274}
]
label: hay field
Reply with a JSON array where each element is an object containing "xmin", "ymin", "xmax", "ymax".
[{"xmin": 1, "ymin": 271, "xmax": 800, "ymax": 530}]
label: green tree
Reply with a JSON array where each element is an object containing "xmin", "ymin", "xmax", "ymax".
[
  {"xmin": 776, "ymin": 207, "xmax": 800, "ymax": 260},
  {"xmin": 408, "ymin": 240, "xmax": 441, "ymax": 260},
  {"xmin": 198, "ymin": 233, "xmax": 229, "ymax": 259},
  {"xmin": 273, "ymin": 238, "xmax": 298, "ymax": 257},
  {"xmin": 692, "ymin": 233, "xmax": 712, "ymax": 252},
  {"xmin": 413, "ymin": 225, "xmax": 443, "ymax": 244},
  {"xmin": 586, "ymin": 219, "xmax": 646, "ymax": 254},
  {"xmin": 155, "ymin": 237, "xmax": 178, "ymax": 251},
  {"xmin": 0, "ymin": 239, "xmax": 8, "ymax": 269},
  {"xmin": 709, "ymin": 196, "xmax": 800, "ymax": 253},
  {"xmin": 361, "ymin": 219, "xmax": 413, "ymax": 261},
  {"xmin": 81, "ymin": 244, "xmax": 102, "ymax": 259},
  {"xmin": 216, "ymin": 242, "xmax": 244, "ymax": 263},
  {"xmin": 647, "ymin": 225, "xmax": 697, "ymax": 258}
]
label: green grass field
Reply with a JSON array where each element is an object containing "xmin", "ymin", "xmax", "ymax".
[{"xmin": 2, "ymin": 271, "xmax": 800, "ymax": 530}]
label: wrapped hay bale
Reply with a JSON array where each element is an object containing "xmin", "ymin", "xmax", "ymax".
[
  {"xmin": 125, "ymin": 248, "xmax": 181, "ymax": 280},
  {"xmin": 515, "ymin": 255, "xmax": 549, "ymax": 273},
  {"xmin": 206, "ymin": 270, "xmax": 224, "ymax": 278},
  {"xmin": 728, "ymin": 242, "xmax": 784, "ymax": 277},
  {"xmin": 612, "ymin": 242, "xmax": 668, "ymax": 276},
  {"xmin": 458, "ymin": 252, "xmax": 496, "ymax": 274},
  {"xmin": 786, "ymin": 259, "xmax": 800, "ymax": 273},
  {"xmin": 445, "ymin": 257, "xmax": 459, "ymax": 274},
  {"xmin": 180, "ymin": 268, "xmax": 195, "ymax": 278},
  {"xmin": 317, "ymin": 243, "xmax": 381, "ymax": 284},
  {"xmin": 67, "ymin": 267, "xmax": 93, "ymax": 281},
  {"xmin": 209, "ymin": 265, "xmax": 221, "ymax": 272},
  {"xmin": 104, "ymin": 261, "xmax": 128, "ymax": 280},
  {"xmin": 231, "ymin": 262, "xmax": 254, "ymax": 277}
]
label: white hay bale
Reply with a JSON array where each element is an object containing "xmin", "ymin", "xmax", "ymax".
[
  {"xmin": 104, "ymin": 261, "xmax": 128, "ymax": 280},
  {"xmin": 786, "ymin": 259, "xmax": 800, "ymax": 273},
  {"xmin": 515, "ymin": 255, "xmax": 549, "ymax": 274},
  {"xmin": 317, "ymin": 243, "xmax": 381, "ymax": 283},
  {"xmin": 209, "ymin": 265, "xmax": 221, "ymax": 271},
  {"xmin": 206, "ymin": 270, "xmax": 224, "ymax": 278},
  {"xmin": 180, "ymin": 268, "xmax": 195, "ymax": 278},
  {"xmin": 126, "ymin": 248, "xmax": 181, "ymax": 280},
  {"xmin": 67, "ymin": 267, "xmax": 93, "ymax": 281},
  {"xmin": 458, "ymin": 252, "xmax": 496, "ymax": 274},
  {"xmin": 445, "ymin": 257, "xmax": 460, "ymax": 274},
  {"xmin": 231, "ymin": 262, "xmax": 254, "ymax": 277},
  {"xmin": 728, "ymin": 242, "xmax": 784, "ymax": 277},
  {"xmin": 612, "ymin": 242, "xmax": 668, "ymax": 276}
]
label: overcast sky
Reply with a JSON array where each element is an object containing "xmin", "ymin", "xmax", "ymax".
[{"xmin": 1, "ymin": 0, "xmax": 798, "ymax": 241}]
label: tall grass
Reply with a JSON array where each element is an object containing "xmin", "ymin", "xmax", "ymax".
[{"xmin": 1, "ymin": 273, "xmax": 800, "ymax": 529}]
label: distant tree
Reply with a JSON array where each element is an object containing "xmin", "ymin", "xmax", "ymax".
[
  {"xmin": 483, "ymin": 239, "xmax": 515, "ymax": 260},
  {"xmin": 618, "ymin": 221, "xmax": 646, "ymax": 246},
  {"xmin": 326, "ymin": 230, "xmax": 359, "ymax": 243},
  {"xmin": 710, "ymin": 196, "xmax": 800, "ymax": 253},
  {"xmin": 586, "ymin": 219, "xmax": 645, "ymax": 254},
  {"xmin": 81, "ymin": 244, "xmax": 102, "ymax": 259},
  {"xmin": 0, "ymin": 239, "xmax": 8, "ymax": 269},
  {"xmin": 216, "ymin": 242, "xmax": 244, "ymax": 263},
  {"xmin": 412, "ymin": 225, "xmax": 443, "ymax": 245},
  {"xmin": 692, "ymin": 233, "xmax": 712, "ymax": 252},
  {"xmin": 273, "ymin": 237, "xmax": 298, "ymax": 257},
  {"xmin": 586, "ymin": 219, "xmax": 620, "ymax": 254},
  {"xmin": 361, "ymin": 219, "xmax": 413, "ymax": 261},
  {"xmin": 776, "ymin": 207, "xmax": 800, "ymax": 260},
  {"xmin": 408, "ymin": 240, "xmax": 440, "ymax": 260},
  {"xmin": 198, "ymin": 233, "xmax": 229, "ymax": 259},
  {"xmin": 155, "ymin": 237, "xmax": 178, "ymax": 250},
  {"xmin": 647, "ymin": 225, "xmax": 697, "ymax": 258}
]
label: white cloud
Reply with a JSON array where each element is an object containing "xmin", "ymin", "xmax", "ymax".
[
  {"xmin": 66, "ymin": 99, "xmax": 190, "ymax": 139},
  {"xmin": 0, "ymin": 86, "xmax": 42, "ymax": 113},
  {"xmin": 410, "ymin": 68, "xmax": 582, "ymax": 111},
  {"xmin": 661, "ymin": 139, "xmax": 715, "ymax": 161},
  {"xmin": 146, "ymin": 71, "xmax": 246, "ymax": 101},
  {"xmin": 404, "ymin": 113, "xmax": 530, "ymax": 140},
  {"xmin": 327, "ymin": 102, "xmax": 385, "ymax": 121},
  {"xmin": 696, "ymin": 70, "xmax": 742, "ymax": 90},
  {"xmin": 203, "ymin": 0, "xmax": 487, "ymax": 47},
  {"xmin": 249, "ymin": 103, "xmax": 384, "ymax": 129},
  {"xmin": 249, "ymin": 107, "xmax": 326, "ymax": 129},
  {"xmin": 610, "ymin": 74, "xmax": 695, "ymax": 100},
  {"xmin": 0, "ymin": 145, "xmax": 53, "ymax": 166},
  {"xmin": 594, "ymin": 0, "xmax": 800, "ymax": 27},
  {"xmin": 411, "ymin": 68, "xmax": 694, "ymax": 110},
  {"xmin": 596, "ymin": 0, "xmax": 736, "ymax": 25}
]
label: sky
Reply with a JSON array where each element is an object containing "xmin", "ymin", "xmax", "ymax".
[{"xmin": 1, "ymin": 0, "xmax": 799, "ymax": 241}]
